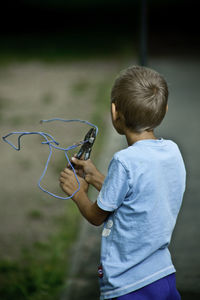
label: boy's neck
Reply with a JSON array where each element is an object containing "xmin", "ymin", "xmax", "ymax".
[{"xmin": 125, "ymin": 129, "xmax": 157, "ymax": 146}]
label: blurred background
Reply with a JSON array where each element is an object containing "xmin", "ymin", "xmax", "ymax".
[{"xmin": 0, "ymin": 0, "xmax": 200, "ymax": 299}]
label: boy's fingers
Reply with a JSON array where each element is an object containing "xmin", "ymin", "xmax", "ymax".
[
  {"xmin": 71, "ymin": 157, "xmax": 86, "ymax": 166},
  {"xmin": 60, "ymin": 169, "xmax": 74, "ymax": 181},
  {"xmin": 64, "ymin": 168, "xmax": 74, "ymax": 174},
  {"xmin": 59, "ymin": 177, "xmax": 65, "ymax": 183},
  {"xmin": 60, "ymin": 171, "xmax": 68, "ymax": 178}
]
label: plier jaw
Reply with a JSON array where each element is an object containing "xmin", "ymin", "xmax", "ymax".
[{"xmin": 76, "ymin": 127, "xmax": 96, "ymax": 160}]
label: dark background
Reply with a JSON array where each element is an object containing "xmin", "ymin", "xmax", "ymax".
[{"xmin": 0, "ymin": 0, "xmax": 199, "ymax": 61}]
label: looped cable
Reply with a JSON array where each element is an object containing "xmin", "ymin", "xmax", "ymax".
[{"xmin": 2, "ymin": 118, "xmax": 98, "ymax": 200}]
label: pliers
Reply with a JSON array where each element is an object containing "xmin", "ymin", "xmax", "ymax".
[{"xmin": 71, "ymin": 127, "xmax": 96, "ymax": 168}]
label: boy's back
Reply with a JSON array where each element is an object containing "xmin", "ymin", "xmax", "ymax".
[
  {"xmin": 98, "ymin": 138, "xmax": 186, "ymax": 299},
  {"xmin": 60, "ymin": 65, "xmax": 186, "ymax": 300}
]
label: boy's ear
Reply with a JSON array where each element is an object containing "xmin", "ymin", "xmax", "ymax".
[
  {"xmin": 111, "ymin": 102, "xmax": 118, "ymax": 121},
  {"xmin": 166, "ymin": 104, "xmax": 168, "ymax": 113},
  {"xmin": 111, "ymin": 102, "xmax": 125, "ymax": 123}
]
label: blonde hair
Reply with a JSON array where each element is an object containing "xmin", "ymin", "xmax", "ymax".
[{"xmin": 111, "ymin": 66, "xmax": 168, "ymax": 132}]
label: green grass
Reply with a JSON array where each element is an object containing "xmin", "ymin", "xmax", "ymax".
[
  {"xmin": 71, "ymin": 80, "xmax": 91, "ymax": 95},
  {"xmin": 0, "ymin": 202, "xmax": 80, "ymax": 300},
  {"xmin": 28, "ymin": 210, "xmax": 44, "ymax": 220},
  {"xmin": 41, "ymin": 93, "xmax": 54, "ymax": 105}
]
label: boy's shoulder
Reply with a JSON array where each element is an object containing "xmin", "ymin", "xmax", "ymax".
[
  {"xmin": 112, "ymin": 143, "xmax": 142, "ymax": 170},
  {"xmin": 113, "ymin": 139, "xmax": 180, "ymax": 167}
]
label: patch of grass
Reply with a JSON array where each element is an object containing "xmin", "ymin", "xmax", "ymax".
[
  {"xmin": 18, "ymin": 158, "xmax": 32, "ymax": 171},
  {"xmin": 0, "ymin": 97, "xmax": 10, "ymax": 110},
  {"xmin": 28, "ymin": 210, "xmax": 44, "ymax": 220},
  {"xmin": 9, "ymin": 116, "xmax": 25, "ymax": 126},
  {"xmin": 0, "ymin": 201, "xmax": 80, "ymax": 300},
  {"xmin": 51, "ymin": 152, "xmax": 68, "ymax": 174},
  {"xmin": 0, "ymin": 97, "xmax": 11, "ymax": 123},
  {"xmin": 41, "ymin": 93, "xmax": 54, "ymax": 105},
  {"xmin": 71, "ymin": 80, "xmax": 90, "ymax": 95},
  {"xmin": 0, "ymin": 34, "xmax": 136, "ymax": 65}
]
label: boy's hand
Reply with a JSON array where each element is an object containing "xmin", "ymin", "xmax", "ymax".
[
  {"xmin": 71, "ymin": 157, "xmax": 105, "ymax": 191},
  {"xmin": 59, "ymin": 168, "xmax": 88, "ymax": 201},
  {"xmin": 71, "ymin": 157, "xmax": 96, "ymax": 183}
]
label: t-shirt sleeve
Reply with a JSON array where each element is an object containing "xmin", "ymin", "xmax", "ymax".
[{"xmin": 97, "ymin": 156, "xmax": 129, "ymax": 212}]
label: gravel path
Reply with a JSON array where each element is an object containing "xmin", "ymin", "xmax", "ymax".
[{"xmin": 150, "ymin": 56, "xmax": 200, "ymax": 298}]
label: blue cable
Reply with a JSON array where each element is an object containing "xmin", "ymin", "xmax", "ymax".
[{"xmin": 2, "ymin": 118, "xmax": 98, "ymax": 200}]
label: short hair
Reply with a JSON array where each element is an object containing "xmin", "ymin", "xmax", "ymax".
[{"xmin": 111, "ymin": 66, "xmax": 168, "ymax": 132}]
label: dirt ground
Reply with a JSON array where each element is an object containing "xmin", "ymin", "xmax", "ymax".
[{"xmin": 0, "ymin": 60, "xmax": 120, "ymax": 259}]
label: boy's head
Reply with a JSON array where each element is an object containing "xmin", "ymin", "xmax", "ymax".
[{"xmin": 111, "ymin": 66, "xmax": 168, "ymax": 133}]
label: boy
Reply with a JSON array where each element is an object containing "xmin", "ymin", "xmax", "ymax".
[{"xmin": 59, "ymin": 66, "xmax": 186, "ymax": 300}]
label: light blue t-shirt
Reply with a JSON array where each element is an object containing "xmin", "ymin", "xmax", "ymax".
[{"xmin": 97, "ymin": 139, "xmax": 186, "ymax": 300}]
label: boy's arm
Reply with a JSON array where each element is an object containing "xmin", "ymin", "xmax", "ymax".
[
  {"xmin": 60, "ymin": 168, "xmax": 109, "ymax": 226},
  {"xmin": 73, "ymin": 196, "xmax": 110, "ymax": 226}
]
